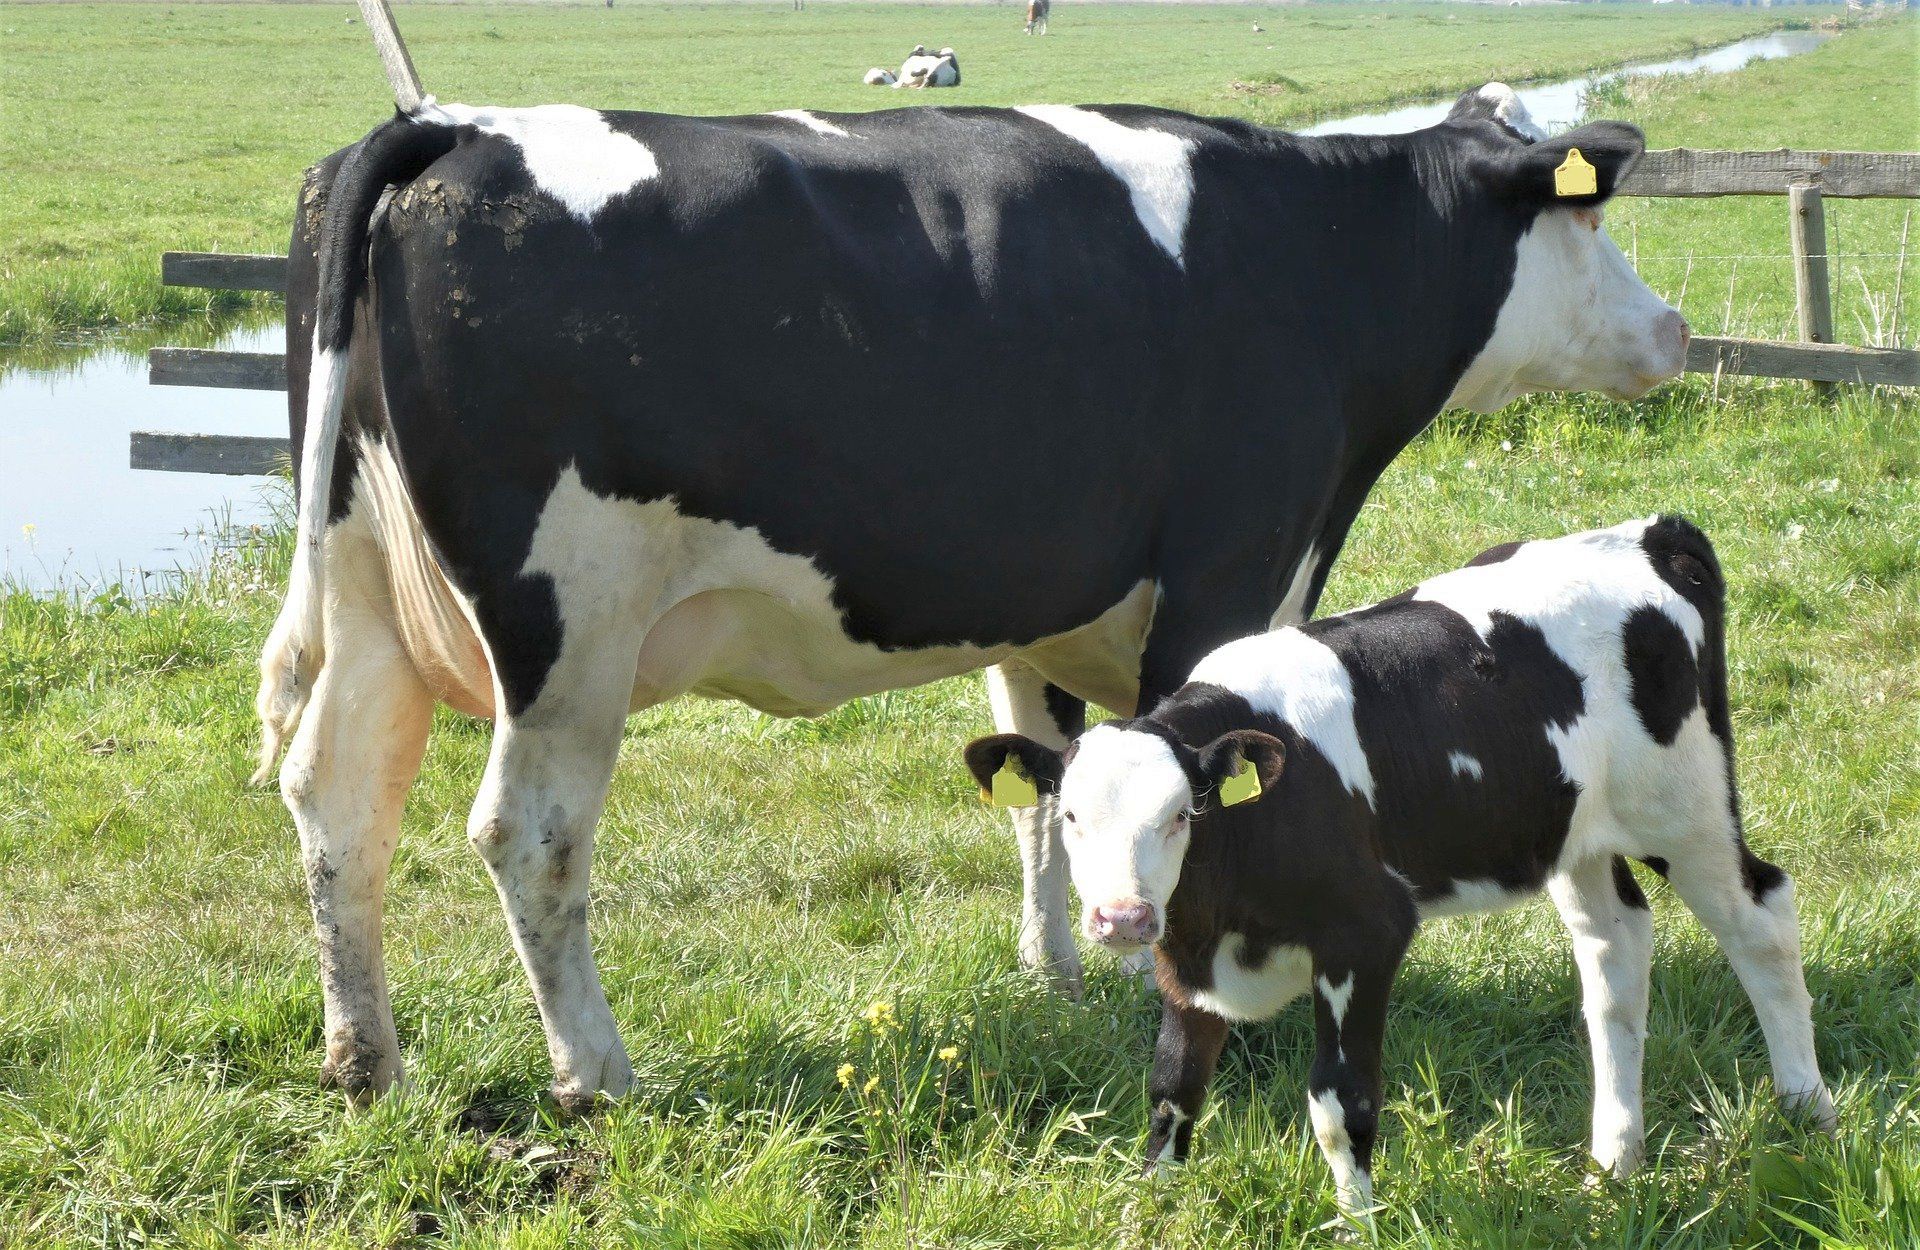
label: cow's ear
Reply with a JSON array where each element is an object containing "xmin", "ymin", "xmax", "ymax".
[
  {"xmin": 1197, "ymin": 730, "xmax": 1286, "ymax": 807},
  {"xmin": 1490, "ymin": 121, "xmax": 1645, "ymax": 208},
  {"xmin": 963, "ymin": 733, "xmax": 1064, "ymax": 804}
]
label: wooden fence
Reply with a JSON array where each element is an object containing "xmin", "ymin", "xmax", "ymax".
[{"xmin": 132, "ymin": 147, "xmax": 1920, "ymax": 476}]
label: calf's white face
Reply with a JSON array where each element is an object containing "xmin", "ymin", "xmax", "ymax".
[
  {"xmin": 1056, "ymin": 725, "xmax": 1196, "ymax": 953},
  {"xmin": 1449, "ymin": 207, "xmax": 1689, "ymax": 413}
]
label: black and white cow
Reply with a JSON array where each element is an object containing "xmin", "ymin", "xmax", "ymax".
[
  {"xmin": 964, "ymin": 517, "xmax": 1837, "ymax": 1220},
  {"xmin": 259, "ymin": 85, "xmax": 1688, "ymax": 1108},
  {"xmin": 897, "ymin": 45, "xmax": 960, "ymax": 88}
]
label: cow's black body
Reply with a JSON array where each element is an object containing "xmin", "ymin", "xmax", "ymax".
[{"xmin": 288, "ymin": 103, "xmax": 1614, "ymax": 714}]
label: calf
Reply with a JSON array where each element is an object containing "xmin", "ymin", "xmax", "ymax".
[{"xmin": 965, "ymin": 517, "xmax": 1836, "ymax": 1219}]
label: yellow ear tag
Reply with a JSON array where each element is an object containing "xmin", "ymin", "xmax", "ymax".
[
  {"xmin": 1554, "ymin": 147, "xmax": 1597, "ymax": 198},
  {"xmin": 987, "ymin": 757, "xmax": 1040, "ymax": 809},
  {"xmin": 1218, "ymin": 756, "xmax": 1261, "ymax": 807}
]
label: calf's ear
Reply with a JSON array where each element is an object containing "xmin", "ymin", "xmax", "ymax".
[
  {"xmin": 963, "ymin": 733, "xmax": 1064, "ymax": 804},
  {"xmin": 1197, "ymin": 730, "xmax": 1286, "ymax": 807},
  {"xmin": 1489, "ymin": 120, "xmax": 1645, "ymax": 208}
]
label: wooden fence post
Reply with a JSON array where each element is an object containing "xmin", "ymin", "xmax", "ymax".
[
  {"xmin": 357, "ymin": 0, "xmax": 425, "ymax": 113},
  {"xmin": 1789, "ymin": 181, "xmax": 1836, "ymax": 395}
]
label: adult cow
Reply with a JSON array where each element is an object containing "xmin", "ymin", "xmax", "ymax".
[{"xmin": 260, "ymin": 85, "xmax": 1688, "ymax": 1108}]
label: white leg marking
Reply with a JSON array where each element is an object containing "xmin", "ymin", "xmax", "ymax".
[
  {"xmin": 1308, "ymin": 1088, "xmax": 1374, "ymax": 1217},
  {"xmin": 1151, "ymin": 1100, "xmax": 1191, "ymax": 1170},
  {"xmin": 1014, "ymin": 105, "xmax": 1197, "ymax": 266},
  {"xmin": 1317, "ymin": 972, "xmax": 1356, "ymax": 1038},
  {"xmin": 1549, "ymin": 857, "xmax": 1652, "ymax": 1175},
  {"xmin": 985, "ymin": 658, "xmax": 1083, "ymax": 995},
  {"xmin": 1270, "ymin": 544, "xmax": 1322, "ymax": 628}
]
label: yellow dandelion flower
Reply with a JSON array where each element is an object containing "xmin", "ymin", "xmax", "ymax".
[
  {"xmin": 937, "ymin": 1045, "xmax": 960, "ymax": 1064},
  {"xmin": 861, "ymin": 1000, "xmax": 898, "ymax": 1033},
  {"xmin": 836, "ymin": 1062, "xmax": 856, "ymax": 1089},
  {"xmin": 863, "ymin": 1075, "xmax": 880, "ymax": 1096}
]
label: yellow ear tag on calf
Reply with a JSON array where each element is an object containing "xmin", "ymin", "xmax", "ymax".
[
  {"xmin": 987, "ymin": 757, "xmax": 1040, "ymax": 809},
  {"xmin": 1554, "ymin": 147, "xmax": 1598, "ymax": 198},
  {"xmin": 1218, "ymin": 757, "xmax": 1261, "ymax": 807}
]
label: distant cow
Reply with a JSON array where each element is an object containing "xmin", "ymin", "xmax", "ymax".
[
  {"xmin": 898, "ymin": 45, "xmax": 960, "ymax": 88},
  {"xmin": 1026, "ymin": 0, "xmax": 1050, "ymax": 36},
  {"xmin": 864, "ymin": 67, "xmax": 898, "ymax": 87},
  {"xmin": 965, "ymin": 517, "xmax": 1837, "ymax": 1220},
  {"xmin": 261, "ymin": 85, "xmax": 1685, "ymax": 1108}
]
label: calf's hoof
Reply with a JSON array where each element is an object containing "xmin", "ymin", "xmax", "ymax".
[
  {"xmin": 1020, "ymin": 943, "xmax": 1085, "ymax": 1001},
  {"xmin": 1783, "ymin": 1085, "xmax": 1839, "ymax": 1135},
  {"xmin": 549, "ymin": 1047, "xmax": 635, "ymax": 1117}
]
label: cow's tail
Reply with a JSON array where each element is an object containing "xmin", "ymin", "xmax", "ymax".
[{"xmin": 255, "ymin": 110, "xmax": 459, "ymax": 784}]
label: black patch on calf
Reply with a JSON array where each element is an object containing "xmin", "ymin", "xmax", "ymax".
[
  {"xmin": 1465, "ymin": 540, "xmax": 1523, "ymax": 568},
  {"xmin": 1739, "ymin": 847, "xmax": 1788, "ymax": 905},
  {"xmin": 1611, "ymin": 857, "xmax": 1649, "ymax": 910},
  {"xmin": 1622, "ymin": 605, "xmax": 1699, "ymax": 746},
  {"xmin": 1042, "ymin": 683, "xmax": 1086, "ymax": 741},
  {"xmin": 1638, "ymin": 855, "xmax": 1670, "ymax": 878}
]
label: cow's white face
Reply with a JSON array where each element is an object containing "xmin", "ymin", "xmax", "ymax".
[
  {"xmin": 1448, "ymin": 206, "xmax": 1689, "ymax": 413},
  {"xmin": 1056, "ymin": 725, "xmax": 1195, "ymax": 952}
]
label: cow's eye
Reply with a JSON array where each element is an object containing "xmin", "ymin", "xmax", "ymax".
[{"xmin": 1062, "ymin": 811, "xmax": 1076, "ymax": 825}]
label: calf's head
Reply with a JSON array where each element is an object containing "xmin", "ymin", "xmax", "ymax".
[
  {"xmin": 1443, "ymin": 86, "xmax": 1690, "ymax": 412},
  {"xmin": 963, "ymin": 725, "xmax": 1286, "ymax": 954}
]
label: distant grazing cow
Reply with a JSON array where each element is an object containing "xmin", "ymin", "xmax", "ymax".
[
  {"xmin": 865, "ymin": 67, "xmax": 898, "ymax": 87},
  {"xmin": 898, "ymin": 45, "xmax": 960, "ymax": 88},
  {"xmin": 1026, "ymin": 0, "xmax": 1050, "ymax": 36},
  {"xmin": 262, "ymin": 84, "xmax": 1686, "ymax": 1108},
  {"xmin": 964, "ymin": 517, "xmax": 1837, "ymax": 1220}
]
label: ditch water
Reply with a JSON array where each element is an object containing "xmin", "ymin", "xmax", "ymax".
[{"xmin": 0, "ymin": 28, "xmax": 1832, "ymax": 595}]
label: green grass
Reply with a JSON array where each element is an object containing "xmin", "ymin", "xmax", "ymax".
[
  {"xmin": 4, "ymin": 13, "xmax": 1920, "ymax": 1250},
  {"xmin": 0, "ymin": 0, "xmax": 1811, "ymax": 348}
]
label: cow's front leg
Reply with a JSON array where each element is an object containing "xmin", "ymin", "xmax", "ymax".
[
  {"xmin": 1144, "ymin": 995, "xmax": 1231, "ymax": 1172},
  {"xmin": 467, "ymin": 588, "xmax": 645, "ymax": 1110},
  {"xmin": 1307, "ymin": 953, "xmax": 1397, "ymax": 1226},
  {"xmin": 985, "ymin": 659, "xmax": 1084, "ymax": 995}
]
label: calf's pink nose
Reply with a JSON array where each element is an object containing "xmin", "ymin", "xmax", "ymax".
[{"xmin": 1091, "ymin": 901, "xmax": 1159, "ymax": 945}]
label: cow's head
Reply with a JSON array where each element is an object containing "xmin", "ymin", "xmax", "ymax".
[
  {"xmin": 1443, "ymin": 85, "xmax": 1689, "ymax": 412},
  {"xmin": 964, "ymin": 724, "xmax": 1285, "ymax": 953}
]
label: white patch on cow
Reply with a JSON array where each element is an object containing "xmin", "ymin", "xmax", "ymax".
[
  {"xmin": 1309, "ymin": 1088, "xmax": 1374, "ymax": 1217},
  {"xmin": 864, "ymin": 67, "xmax": 898, "ymax": 87},
  {"xmin": 1475, "ymin": 82, "xmax": 1548, "ymax": 142},
  {"xmin": 1151, "ymin": 1099, "xmax": 1192, "ymax": 1169},
  {"xmin": 1419, "ymin": 877, "xmax": 1537, "ymax": 919},
  {"xmin": 1270, "ymin": 544, "xmax": 1322, "ymax": 627},
  {"xmin": 1317, "ymin": 972, "xmax": 1356, "ymax": 1029},
  {"xmin": 1191, "ymin": 936, "xmax": 1311, "ymax": 1022},
  {"xmin": 1056, "ymin": 725, "xmax": 1192, "ymax": 947},
  {"xmin": 1448, "ymin": 751, "xmax": 1484, "ymax": 781},
  {"xmin": 418, "ymin": 102, "xmax": 659, "ymax": 222},
  {"xmin": 1190, "ymin": 628, "xmax": 1375, "ymax": 807},
  {"xmin": 1016, "ymin": 105, "xmax": 1197, "ymax": 266},
  {"xmin": 1444, "ymin": 205, "xmax": 1685, "ymax": 412},
  {"xmin": 772, "ymin": 109, "xmax": 853, "ymax": 139}
]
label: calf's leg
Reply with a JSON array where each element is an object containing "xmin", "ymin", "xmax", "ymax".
[
  {"xmin": 279, "ymin": 528, "xmax": 434, "ymax": 1104},
  {"xmin": 1548, "ymin": 855, "xmax": 1655, "ymax": 1176},
  {"xmin": 1307, "ymin": 955, "xmax": 1395, "ymax": 1223},
  {"xmin": 1143, "ymin": 997, "xmax": 1231, "ymax": 1171},
  {"xmin": 985, "ymin": 659, "xmax": 1084, "ymax": 995}
]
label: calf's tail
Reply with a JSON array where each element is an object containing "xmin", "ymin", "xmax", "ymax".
[{"xmin": 254, "ymin": 111, "xmax": 459, "ymax": 783}]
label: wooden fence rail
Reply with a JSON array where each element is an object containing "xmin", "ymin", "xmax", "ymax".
[{"xmin": 136, "ymin": 145, "xmax": 1919, "ymax": 476}]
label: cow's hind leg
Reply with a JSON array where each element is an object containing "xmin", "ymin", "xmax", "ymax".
[
  {"xmin": 280, "ymin": 528, "xmax": 434, "ymax": 1104},
  {"xmin": 985, "ymin": 658, "xmax": 1084, "ymax": 995},
  {"xmin": 1661, "ymin": 801, "xmax": 1837, "ymax": 1132},
  {"xmin": 1549, "ymin": 855, "xmax": 1654, "ymax": 1175},
  {"xmin": 467, "ymin": 591, "xmax": 644, "ymax": 1110}
]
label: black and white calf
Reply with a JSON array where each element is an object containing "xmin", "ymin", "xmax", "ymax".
[{"xmin": 965, "ymin": 517, "xmax": 1836, "ymax": 1217}]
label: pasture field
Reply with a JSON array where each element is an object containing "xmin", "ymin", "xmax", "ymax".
[
  {"xmin": 4, "ymin": 17, "xmax": 1920, "ymax": 1250},
  {"xmin": 0, "ymin": 0, "xmax": 1813, "ymax": 348}
]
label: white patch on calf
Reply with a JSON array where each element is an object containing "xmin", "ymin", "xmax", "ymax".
[
  {"xmin": 1056, "ymin": 725, "xmax": 1192, "ymax": 937},
  {"xmin": 1308, "ymin": 1087, "xmax": 1374, "ymax": 1216},
  {"xmin": 1191, "ymin": 936, "xmax": 1311, "ymax": 1022},
  {"xmin": 1016, "ymin": 105, "xmax": 1197, "ymax": 267},
  {"xmin": 771, "ymin": 109, "xmax": 854, "ymax": 138},
  {"xmin": 1447, "ymin": 751, "xmax": 1484, "ymax": 780},
  {"xmin": 1418, "ymin": 877, "xmax": 1537, "ymax": 919},
  {"xmin": 1270, "ymin": 544, "xmax": 1322, "ymax": 627},
  {"xmin": 420, "ymin": 102, "xmax": 659, "ymax": 222},
  {"xmin": 1317, "ymin": 972, "xmax": 1356, "ymax": 1028},
  {"xmin": 1191, "ymin": 629, "xmax": 1375, "ymax": 807}
]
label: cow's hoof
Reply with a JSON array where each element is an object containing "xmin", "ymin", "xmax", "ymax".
[
  {"xmin": 321, "ymin": 1044, "xmax": 402, "ymax": 1108},
  {"xmin": 1020, "ymin": 945, "xmax": 1084, "ymax": 1000},
  {"xmin": 1782, "ymin": 1085, "xmax": 1839, "ymax": 1136},
  {"xmin": 550, "ymin": 1048, "xmax": 635, "ymax": 1117}
]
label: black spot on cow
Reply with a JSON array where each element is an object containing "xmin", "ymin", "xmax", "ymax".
[
  {"xmin": 1611, "ymin": 856, "xmax": 1649, "ymax": 910},
  {"xmin": 1740, "ymin": 846, "xmax": 1788, "ymax": 905},
  {"xmin": 1465, "ymin": 540, "xmax": 1523, "ymax": 568},
  {"xmin": 1043, "ymin": 682, "xmax": 1087, "ymax": 741},
  {"xmin": 1622, "ymin": 605, "xmax": 1699, "ymax": 746},
  {"xmin": 1637, "ymin": 855, "xmax": 1670, "ymax": 878}
]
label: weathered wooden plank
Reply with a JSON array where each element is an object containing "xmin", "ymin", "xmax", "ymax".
[
  {"xmin": 358, "ymin": 0, "xmax": 425, "ymax": 112},
  {"xmin": 1685, "ymin": 335, "xmax": 1920, "ymax": 387},
  {"xmin": 1623, "ymin": 149, "xmax": 1920, "ymax": 199},
  {"xmin": 148, "ymin": 348, "xmax": 287, "ymax": 391},
  {"xmin": 160, "ymin": 252, "xmax": 287, "ymax": 293},
  {"xmin": 130, "ymin": 433, "xmax": 288, "ymax": 476},
  {"xmin": 1789, "ymin": 184, "xmax": 1836, "ymax": 396}
]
